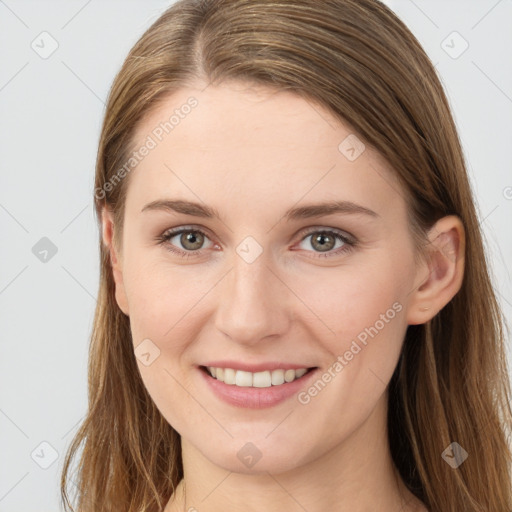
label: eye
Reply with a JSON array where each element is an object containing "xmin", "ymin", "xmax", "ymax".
[
  {"xmin": 156, "ymin": 226, "xmax": 357, "ymax": 260},
  {"xmin": 156, "ymin": 227, "xmax": 214, "ymax": 258},
  {"xmin": 296, "ymin": 228, "xmax": 356, "ymax": 258}
]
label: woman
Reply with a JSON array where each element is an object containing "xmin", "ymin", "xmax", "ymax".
[{"xmin": 60, "ymin": 1, "xmax": 512, "ymax": 511}]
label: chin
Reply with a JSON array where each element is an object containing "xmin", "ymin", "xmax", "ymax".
[{"xmin": 196, "ymin": 436, "xmax": 314, "ymax": 475}]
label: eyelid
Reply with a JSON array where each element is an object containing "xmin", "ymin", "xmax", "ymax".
[
  {"xmin": 296, "ymin": 225, "xmax": 355, "ymax": 243},
  {"xmin": 159, "ymin": 225, "xmax": 216, "ymax": 248},
  {"xmin": 159, "ymin": 224, "xmax": 355, "ymax": 243},
  {"xmin": 157, "ymin": 224, "xmax": 357, "ymax": 258}
]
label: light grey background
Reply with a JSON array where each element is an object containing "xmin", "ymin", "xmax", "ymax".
[{"xmin": 0, "ymin": 1, "xmax": 511, "ymax": 510}]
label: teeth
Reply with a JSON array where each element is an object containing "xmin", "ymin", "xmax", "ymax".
[
  {"xmin": 206, "ymin": 367, "xmax": 310, "ymax": 387},
  {"xmin": 224, "ymin": 368, "xmax": 236, "ymax": 385},
  {"xmin": 235, "ymin": 370, "xmax": 253, "ymax": 387},
  {"xmin": 271, "ymin": 369, "xmax": 285, "ymax": 386}
]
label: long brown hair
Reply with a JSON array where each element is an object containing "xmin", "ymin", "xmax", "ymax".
[{"xmin": 60, "ymin": 1, "xmax": 512, "ymax": 510}]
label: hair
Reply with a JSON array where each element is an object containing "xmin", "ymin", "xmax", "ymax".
[{"xmin": 60, "ymin": 1, "xmax": 512, "ymax": 511}]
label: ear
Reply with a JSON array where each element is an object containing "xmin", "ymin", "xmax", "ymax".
[
  {"xmin": 406, "ymin": 215, "xmax": 465, "ymax": 325},
  {"xmin": 101, "ymin": 207, "xmax": 129, "ymax": 316}
]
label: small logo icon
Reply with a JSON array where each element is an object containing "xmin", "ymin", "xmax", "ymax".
[
  {"xmin": 338, "ymin": 134, "xmax": 366, "ymax": 161},
  {"xmin": 32, "ymin": 237, "xmax": 58, "ymax": 263},
  {"xmin": 437, "ymin": 232, "xmax": 457, "ymax": 263},
  {"xmin": 70, "ymin": 471, "xmax": 80, "ymax": 488},
  {"xmin": 31, "ymin": 31, "xmax": 59, "ymax": 59},
  {"xmin": 236, "ymin": 236, "xmax": 263, "ymax": 264},
  {"xmin": 237, "ymin": 442, "xmax": 262, "ymax": 468},
  {"xmin": 441, "ymin": 31, "xmax": 469, "ymax": 59},
  {"xmin": 134, "ymin": 338, "xmax": 161, "ymax": 366},
  {"xmin": 31, "ymin": 441, "xmax": 59, "ymax": 469},
  {"xmin": 441, "ymin": 441, "xmax": 468, "ymax": 468}
]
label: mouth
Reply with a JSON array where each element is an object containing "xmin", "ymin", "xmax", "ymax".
[{"xmin": 199, "ymin": 365, "xmax": 317, "ymax": 388}]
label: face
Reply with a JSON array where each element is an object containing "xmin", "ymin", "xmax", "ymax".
[{"xmin": 105, "ymin": 80, "xmax": 429, "ymax": 474}]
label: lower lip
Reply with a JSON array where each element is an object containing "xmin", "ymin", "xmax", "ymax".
[{"xmin": 198, "ymin": 366, "xmax": 318, "ymax": 409}]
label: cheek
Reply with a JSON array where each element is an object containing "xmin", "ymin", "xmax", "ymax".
[
  {"xmin": 289, "ymin": 255, "xmax": 411, "ymax": 416},
  {"xmin": 292, "ymin": 259, "xmax": 407, "ymax": 350},
  {"xmin": 122, "ymin": 255, "xmax": 203, "ymax": 429},
  {"xmin": 124, "ymin": 244, "xmax": 413, "ymax": 358},
  {"xmin": 286, "ymin": 262, "xmax": 409, "ymax": 442},
  {"xmin": 121, "ymin": 244, "xmax": 413, "ymax": 458},
  {"xmin": 123, "ymin": 252, "xmax": 206, "ymax": 345}
]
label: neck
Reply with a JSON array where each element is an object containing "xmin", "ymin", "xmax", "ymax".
[{"xmin": 166, "ymin": 394, "xmax": 424, "ymax": 512}]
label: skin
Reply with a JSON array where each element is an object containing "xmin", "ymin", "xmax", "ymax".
[{"xmin": 101, "ymin": 80, "xmax": 465, "ymax": 512}]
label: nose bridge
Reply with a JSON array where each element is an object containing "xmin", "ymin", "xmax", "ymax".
[{"xmin": 214, "ymin": 247, "xmax": 289, "ymax": 344}]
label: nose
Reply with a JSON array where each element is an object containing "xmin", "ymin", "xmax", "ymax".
[{"xmin": 213, "ymin": 253, "xmax": 292, "ymax": 346}]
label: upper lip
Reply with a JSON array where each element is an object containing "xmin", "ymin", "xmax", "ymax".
[{"xmin": 200, "ymin": 361, "xmax": 317, "ymax": 372}]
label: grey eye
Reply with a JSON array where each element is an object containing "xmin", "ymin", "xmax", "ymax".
[{"xmin": 299, "ymin": 231, "xmax": 346, "ymax": 253}]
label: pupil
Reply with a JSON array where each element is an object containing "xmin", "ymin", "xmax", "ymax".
[
  {"xmin": 182, "ymin": 231, "xmax": 203, "ymax": 250},
  {"xmin": 314, "ymin": 233, "xmax": 333, "ymax": 252}
]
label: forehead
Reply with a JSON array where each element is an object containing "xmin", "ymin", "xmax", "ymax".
[
  {"xmin": 125, "ymin": 82, "xmax": 405, "ymax": 221},
  {"xmin": 136, "ymin": 81, "xmax": 342, "ymax": 152}
]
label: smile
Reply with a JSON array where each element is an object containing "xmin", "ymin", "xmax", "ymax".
[
  {"xmin": 202, "ymin": 366, "xmax": 314, "ymax": 388},
  {"xmin": 198, "ymin": 364, "xmax": 319, "ymax": 408}
]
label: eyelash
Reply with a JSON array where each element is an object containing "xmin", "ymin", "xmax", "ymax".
[{"xmin": 155, "ymin": 226, "xmax": 357, "ymax": 260}]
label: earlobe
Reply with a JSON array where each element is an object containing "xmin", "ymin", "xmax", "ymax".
[
  {"xmin": 101, "ymin": 207, "xmax": 130, "ymax": 316},
  {"xmin": 406, "ymin": 215, "xmax": 465, "ymax": 325}
]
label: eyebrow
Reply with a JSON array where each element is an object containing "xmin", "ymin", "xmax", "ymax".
[{"xmin": 141, "ymin": 199, "xmax": 379, "ymax": 221}]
